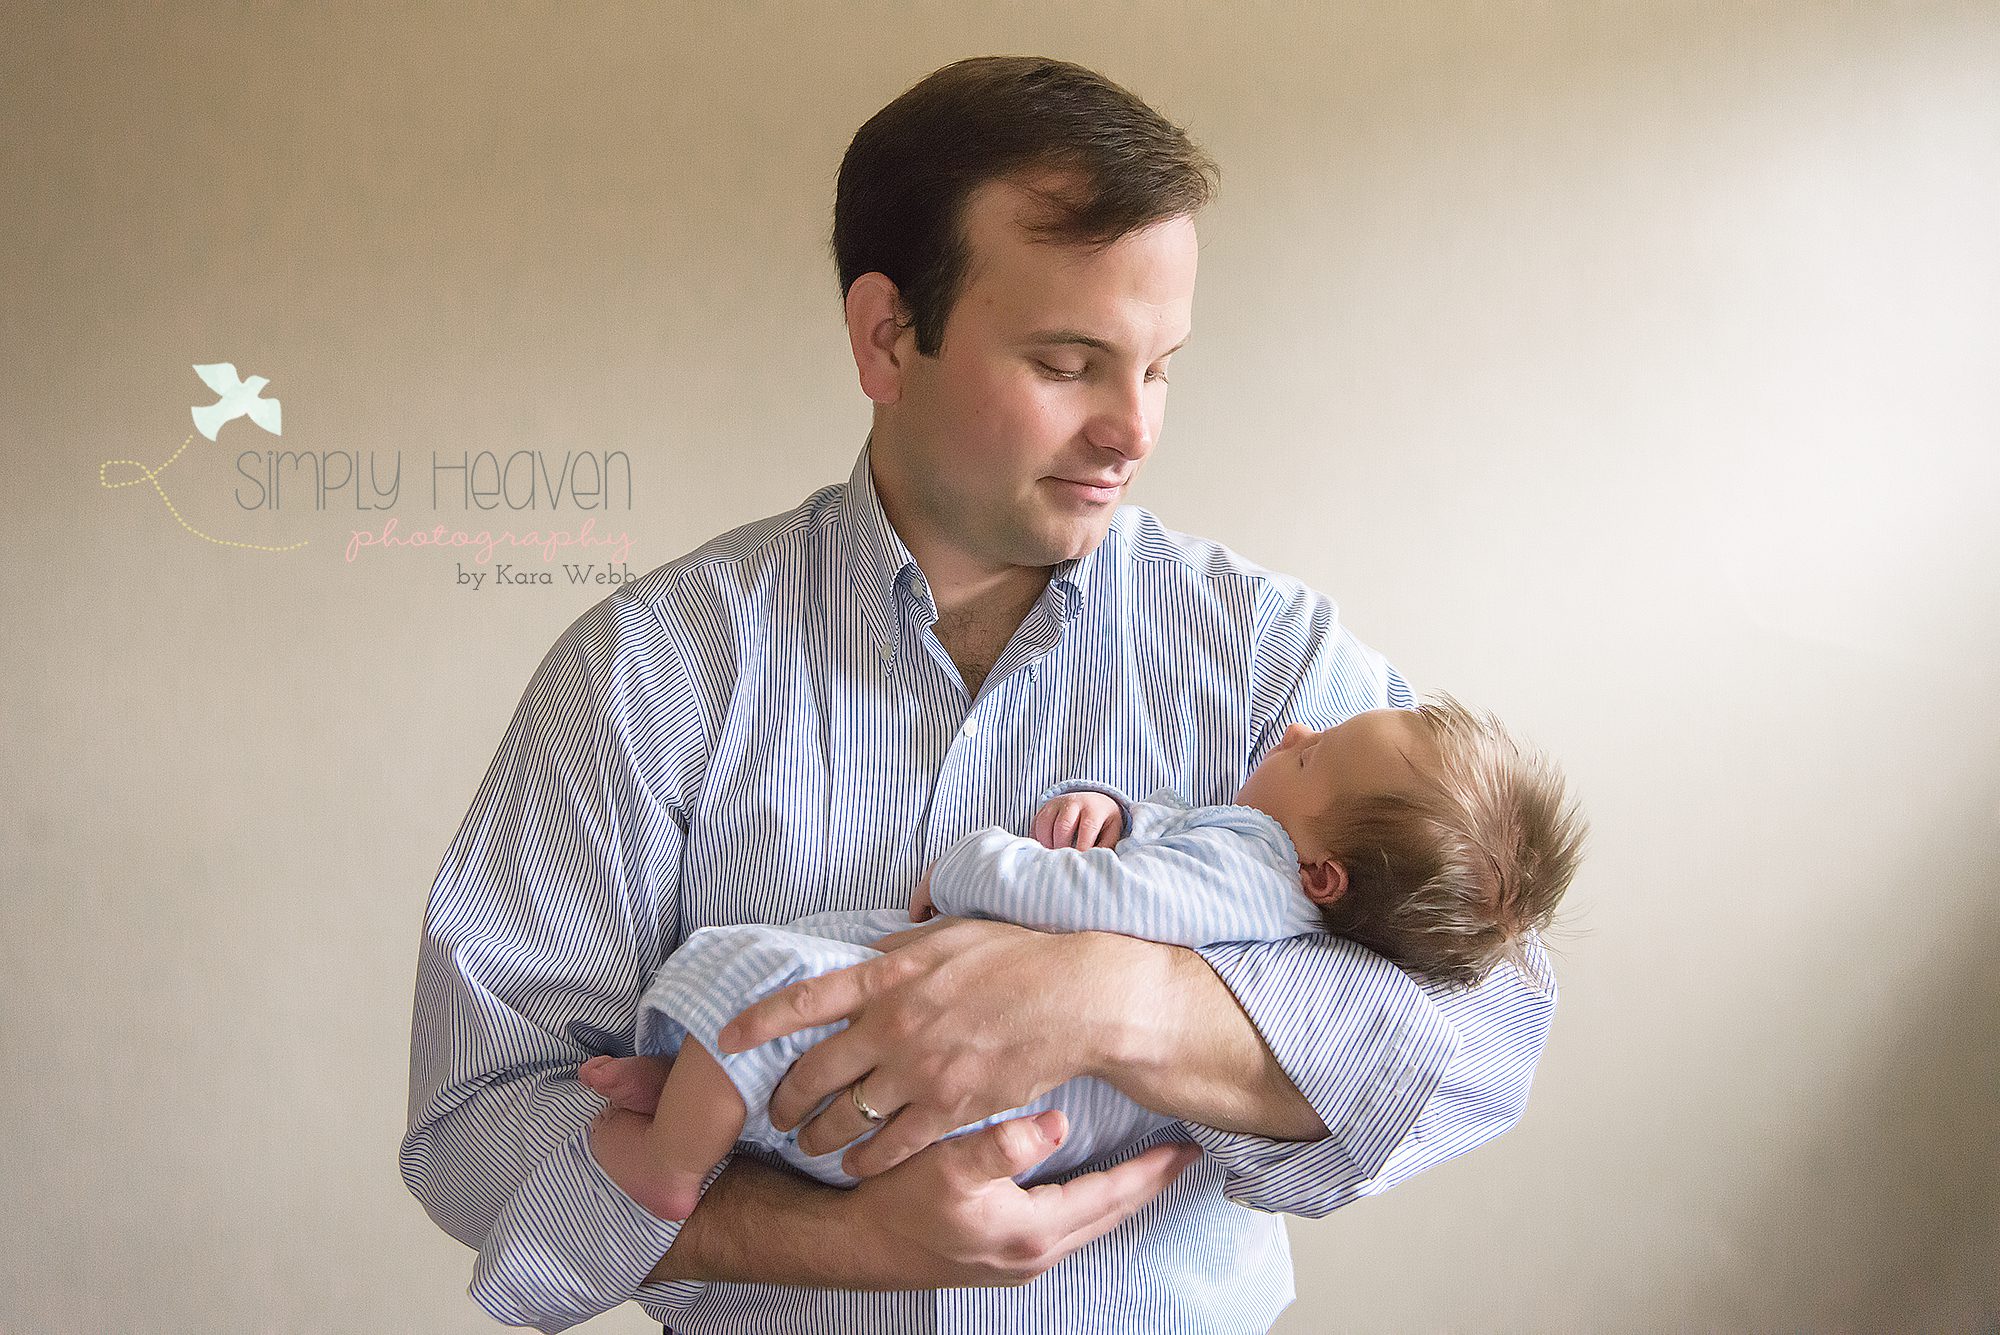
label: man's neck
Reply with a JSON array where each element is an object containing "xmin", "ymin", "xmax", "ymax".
[
  {"xmin": 866, "ymin": 440, "xmax": 1057, "ymax": 690},
  {"xmin": 911, "ymin": 548, "xmax": 1052, "ymax": 697},
  {"xmin": 920, "ymin": 552, "xmax": 1052, "ymax": 626}
]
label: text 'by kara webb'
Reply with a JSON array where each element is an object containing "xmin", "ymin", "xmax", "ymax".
[{"xmin": 235, "ymin": 450, "xmax": 634, "ymax": 511}]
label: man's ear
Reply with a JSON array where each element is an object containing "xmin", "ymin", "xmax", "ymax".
[
  {"xmin": 1300, "ymin": 858, "xmax": 1348, "ymax": 906},
  {"xmin": 845, "ymin": 273, "xmax": 915, "ymax": 405}
]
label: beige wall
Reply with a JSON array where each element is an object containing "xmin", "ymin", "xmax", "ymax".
[{"xmin": 4, "ymin": 2, "xmax": 1995, "ymax": 1331}]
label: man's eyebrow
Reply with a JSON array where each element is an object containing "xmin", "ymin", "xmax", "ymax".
[{"xmin": 1022, "ymin": 329, "xmax": 1191, "ymax": 358}]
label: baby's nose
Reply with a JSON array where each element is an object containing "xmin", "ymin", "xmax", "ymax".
[{"xmin": 1282, "ymin": 723, "xmax": 1311, "ymax": 746}]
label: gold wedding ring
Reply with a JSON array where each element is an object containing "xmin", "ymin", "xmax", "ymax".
[{"xmin": 850, "ymin": 1082, "xmax": 889, "ymax": 1124}]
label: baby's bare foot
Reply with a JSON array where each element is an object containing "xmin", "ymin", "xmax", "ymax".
[
  {"xmin": 579, "ymin": 1054, "xmax": 671, "ymax": 1114},
  {"xmin": 586, "ymin": 1105, "xmax": 705, "ymax": 1223}
]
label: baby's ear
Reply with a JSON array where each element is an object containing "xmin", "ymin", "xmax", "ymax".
[{"xmin": 1301, "ymin": 859, "xmax": 1348, "ymax": 906}]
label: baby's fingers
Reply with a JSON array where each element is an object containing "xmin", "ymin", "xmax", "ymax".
[
  {"xmin": 1075, "ymin": 811, "xmax": 1106, "ymax": 849},
  {"xmin": 1094, "ymin": 812, "xmax": 1123, "ymax": 848}
]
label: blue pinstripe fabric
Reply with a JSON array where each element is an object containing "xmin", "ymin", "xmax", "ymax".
[
  {"xmin": 404, "ymin": 445, "xmax": 1557, "ymax": 1334},
  {"xmin": 618, "ymin": 784, "xmax": 1321, "ymax": 1209},
  {"xmin": 631, "ymin": 909, "xmax": 1176, "ymax": 1201},
  {"xmin": 929, "ymin": 783, "xmax": 1324, "ymax": 947}
]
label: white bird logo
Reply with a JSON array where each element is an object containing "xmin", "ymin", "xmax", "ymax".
[{"xmin": 190, "ymin": 362, "xmax": 282, "ymax": 441}]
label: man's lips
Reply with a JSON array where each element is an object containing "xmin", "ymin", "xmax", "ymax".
[{"xmin": 1050, "ymin": 476, "xmax": 1127, "ymax": 503}]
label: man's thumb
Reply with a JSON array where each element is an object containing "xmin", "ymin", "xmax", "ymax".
[{"xmin": 951, "ymin": 1111, "xmax": 1068, "ymax": 1183}]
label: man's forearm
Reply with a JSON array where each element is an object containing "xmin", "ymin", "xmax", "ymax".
[
  {"xmin": 1083, "ymin": 931, "xmax": 1329, "ymax": 1142},
  {"xmin": 647, "ymin": 1155, "xmax": 910, "ymax": 1290}
]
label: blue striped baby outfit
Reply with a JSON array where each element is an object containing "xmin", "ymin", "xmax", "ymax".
[{"xmin": 633, "ymin": 783, "xmax": 1323, "ymax": 1188}]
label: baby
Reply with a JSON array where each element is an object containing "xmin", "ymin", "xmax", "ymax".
[{"xmin": 581, "ymin": 694, "xmax": 1585, "ymax": 1223}]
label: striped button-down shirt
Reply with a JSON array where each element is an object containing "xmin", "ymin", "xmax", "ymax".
[{"xmin": 402, "ymin": 445, "xmax": 1556, "ymax": 1334}]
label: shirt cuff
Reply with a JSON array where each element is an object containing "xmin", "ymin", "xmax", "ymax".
[
  {"xmin": 469, "ymin": 1124, "xmax": 724, "ymax": 1333},
  {"xmin": 1184, "ymin": 935, "xmax": 1459, "ymax": 1217}
]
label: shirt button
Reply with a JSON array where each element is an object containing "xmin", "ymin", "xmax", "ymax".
[{"xmin": 960, "ymin": 718, "xmax": 979, "ymax": 738}]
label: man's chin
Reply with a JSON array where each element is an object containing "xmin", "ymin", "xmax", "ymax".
[{"xmin": 1030, "ymin": 520, "xmax": 1115, "ymax": 567}]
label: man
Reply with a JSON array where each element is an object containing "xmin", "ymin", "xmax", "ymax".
[{"xmin": 403, "ymin": 55, "xmax": 1555, "ymax": 1333}]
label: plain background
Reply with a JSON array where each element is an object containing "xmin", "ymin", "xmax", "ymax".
[{"xmin": 4, "ymin": 2, "xmax": 1996, "ymax": 1331}]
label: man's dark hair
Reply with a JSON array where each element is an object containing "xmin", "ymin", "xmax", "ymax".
[{"xmin": 832, "ymin": 55, "xmax": 1218, "ymax": 356}]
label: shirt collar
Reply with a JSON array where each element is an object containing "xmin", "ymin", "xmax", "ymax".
[
  {"xmin": 1049, "ymin": 545, "xmax": 1096, "ymax": 623},
  {"xmin": 840, "ymin": 439, "xmax": 921, "ymax": 657}
]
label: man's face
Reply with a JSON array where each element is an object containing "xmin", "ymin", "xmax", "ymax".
[{"xmin": 872, "ymin": 173, "xmax": 1198, "ymax": 577}]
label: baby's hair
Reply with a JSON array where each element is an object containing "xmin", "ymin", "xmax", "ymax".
[{"xmin": 1310, "ymin": 694, "xmax": 1586, "ymax": 988}]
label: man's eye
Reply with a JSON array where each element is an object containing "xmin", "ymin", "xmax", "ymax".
[
  {"xmin": 1036, "ymin": 361, "xmax": 1084, "ymax": 380},
  {"xmin": 1147, "ymin": 367, "xmax": 1170, "ymax": 383}
]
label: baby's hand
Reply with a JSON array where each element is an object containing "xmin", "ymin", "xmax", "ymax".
[{"xmin": 1032, "ymin": 791, "xmax": 1124, "ymax": 850}]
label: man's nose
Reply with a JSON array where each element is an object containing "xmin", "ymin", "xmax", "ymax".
[{"xmin": 1088, "ymin": 374, "xmax": 1158, "ymax": 460}]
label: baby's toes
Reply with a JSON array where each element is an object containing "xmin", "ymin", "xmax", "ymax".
[
  {"xmin": 581, "ymin": 1054, "xmax": 669, "ymax": 1112},
  {"xmin": 579, "ymin": 1054, "xmax": 622, "ymax": 1095}
]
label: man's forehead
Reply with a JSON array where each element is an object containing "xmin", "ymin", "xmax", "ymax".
[
  {"xmin": 956, "ymin": 182, "xmax": 1089, "ymax": 291},
  {"xmin": 963, "ymin": 168, "xmax": 1091, "ymax": 242},
  {"xmin": 956, "ymin": 181, "xmax": 1196, "ymax": 353}
]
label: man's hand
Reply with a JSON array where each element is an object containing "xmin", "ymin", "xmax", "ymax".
[
  {"xmin": 648, "ymin": 1103, "xmax": 1192, "ymax": 1287},
  {"xmin": 716, "ymin": 918, "xmax": 1143, "ymax": 1177},
  {"xmin": 846, "ymin": 1110, "xmax": 1200, "ymax": 1287},
  {"xmin": 1031, "ymin": 791, "xmax": 1123, "ymax": 849},
  {"xmin": 648, "ymin": 1103, "xmax": 1201, "ymax": 1289}
]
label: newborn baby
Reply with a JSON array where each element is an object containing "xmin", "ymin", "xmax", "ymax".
[{"xmin": 583, "ymin": 694, "xmax": 1584, "ymax": 1223}]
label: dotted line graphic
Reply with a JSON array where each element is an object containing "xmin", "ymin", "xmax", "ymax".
[{"xmin": 99, "ymin": 432, "xmax": 308, "ymax": 553}]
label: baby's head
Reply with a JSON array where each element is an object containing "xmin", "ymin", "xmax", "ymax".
[{"xmin": 1235, "ymin": 696, "xmax": 1585, "ymax": 987}]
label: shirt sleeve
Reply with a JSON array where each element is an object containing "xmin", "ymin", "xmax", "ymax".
[
  {"xmin": 925, "ymin": 810, "xmax": 1321, "ymax": 947},
  {"xmin": 1180, "ymin": 578, "xmax": 1556, "ymax": 1217},
  {"xmin": 399, "ymin": 592, "xmax": 717, "ymax": 1331}
]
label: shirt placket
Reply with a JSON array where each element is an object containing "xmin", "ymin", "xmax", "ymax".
[{"xmin": 896, "ymin": 578, "xmax": 1071, "ymax": 861}]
